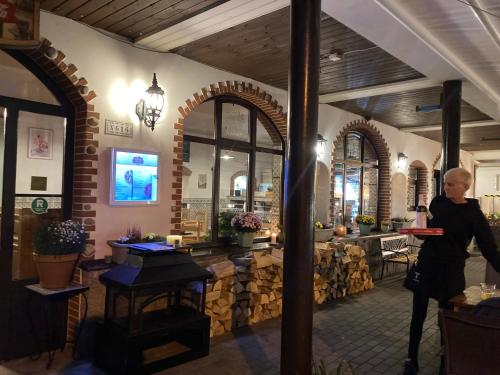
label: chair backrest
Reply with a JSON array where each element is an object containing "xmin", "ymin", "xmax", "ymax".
[
  {"xmin": 440, "ymin": 310, "xmax": 500, "ymax": 375},
  {"xmin": 380, "ymin": 235, "xmax": 407, "ymax": 251}
]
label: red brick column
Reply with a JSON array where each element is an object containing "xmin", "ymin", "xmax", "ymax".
[
  {"xmin": 331, "ymin": 120, "xmax": 391, "ymax": 224},
  {"xmin": 171, "ymin": 81, "xmax": 288, "ymax": 234},
  {"xmin": 21, "ymin": 38, "xmax": 99, "ymax": 342}
]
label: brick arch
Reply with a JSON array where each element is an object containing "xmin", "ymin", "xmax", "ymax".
[
  {"xmin": 6, "ymin": 38, "xmax": 100, "ymax": 247},
  {"xmin": 331, "ymin": 120, "xmax": 391, "ymax": 224},
  {"xmin": 171, "ymin": 81, "xmax": 287, "ymax": 234},
  {"xmin": 408, "ymin": 160, "xmax": 429, "ymax": 206}
]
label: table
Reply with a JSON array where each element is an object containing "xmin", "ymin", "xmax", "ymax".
[
  {"xmin": 25, "ymin": 283, "xmax": 89, "ymax": 369},
  {"xmin": 449, "ymin": 285, "xmax": 500, "ymax": 311}
]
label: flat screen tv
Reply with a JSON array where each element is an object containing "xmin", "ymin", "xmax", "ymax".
[{"xmin": 109, "ymin": 148, "xmax": 160, "ymax": 206}]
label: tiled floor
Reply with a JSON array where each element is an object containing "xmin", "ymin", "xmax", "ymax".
[{"xmin": 0, "ymin": 255, "xmax": 487, "ymax": 375}]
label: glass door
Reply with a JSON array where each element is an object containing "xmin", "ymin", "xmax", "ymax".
[{"xmin": 0, "ymin": 98, "xmax": 70, "ymax": 359}]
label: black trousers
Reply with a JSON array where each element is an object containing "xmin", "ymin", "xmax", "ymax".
[{"xmin": 408, "ymin": 291, "xmax": 453, "ymax": 364}]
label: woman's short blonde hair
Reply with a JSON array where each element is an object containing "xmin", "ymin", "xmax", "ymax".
[{"xmin": 444, "ymin": 167, "xmax": 473, "ymax": 189}]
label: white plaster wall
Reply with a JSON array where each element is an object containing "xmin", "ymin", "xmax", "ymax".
[
  {"xmin": 34, "ymin": 12, "xmax": 475, "ymax": 256},
  {"xmin": 39, "ymin": 12, "xmax": 287, "ymax": 257},
  {"xmin": 475, "ymin": 165, "xmax": 500, "ymax": 197}
]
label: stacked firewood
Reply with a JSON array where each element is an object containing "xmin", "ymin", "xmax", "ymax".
[
  {"xmin": 204, "ymin": 260, "xmax": 236, "ymax": 337},
  {"xmin": 344, "ymin": 245, "xmax": 374, "ymax": 295},
  {"xmin": 232, "ymin": 249, "xmax": 283, "ymax": 327},
  {"xmin": 313, "ymin": 242, "xmax": 349, "ymax": 303}
]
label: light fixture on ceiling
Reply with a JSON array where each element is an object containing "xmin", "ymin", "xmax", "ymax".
[
  {"xmin": 135, "ymin": 73, "xmax": 165, "ymax": 131},
  {"xmin": 328, "ymin": 52, "xmax": 343, "ymax": 62},
  {"xmin": 316, "ymin": 134, "xmax": 327, "ymax": 159},
  {"xmin": 220, "ymin": 154, "xmax": 234, "ymax": 160},
  {"xmin": 397, "ymin": 152, "xmax": 408, "ymax": 171}
]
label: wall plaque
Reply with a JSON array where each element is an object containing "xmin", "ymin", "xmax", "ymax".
[
  {"xmin": 31, "ymin": 176, "xmax": 47, "ymax": 191},
  {"xmin": 104, "ymin": 119, "xmax": 133, "ymax": 137}
]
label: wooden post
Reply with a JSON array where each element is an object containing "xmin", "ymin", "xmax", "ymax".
[
  {"xmin": 281, "ymin": 0, "xmax": 320, "ymax": 374},
  {"xmin": 440, "ymin": 80, "xmax": 462, "ymax": 193}
]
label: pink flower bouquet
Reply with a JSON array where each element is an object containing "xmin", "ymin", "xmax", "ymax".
[{"xmin": 231, "ymin": 212, "xmax": 263, "ymax": 233}]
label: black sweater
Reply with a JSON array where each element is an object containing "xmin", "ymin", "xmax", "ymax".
[
  {"xmin": 417, "ymin": 196, "xmax": 500, "ymax": 300},
  {"xmin": 421, "ymin": 196, "xmax": 500, "ymax": 267}
]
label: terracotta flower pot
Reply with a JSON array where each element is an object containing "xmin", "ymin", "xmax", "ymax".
[{"xmin": 33, "ymin": 253, "xmax": 79, "ymax": 289}]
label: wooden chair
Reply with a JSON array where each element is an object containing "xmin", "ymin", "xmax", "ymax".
[
  {"xmin": 379, "ymin": 235, "xmax": 419, "ymax": 279},
  {"xmin": 440, "ymin": 309, "xmax": 500, "ymax": 375}
]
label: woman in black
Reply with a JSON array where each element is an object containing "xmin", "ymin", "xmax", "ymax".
[{"xmin": 404, "ymin": 168, "xmax": 500, "ymax": 375}]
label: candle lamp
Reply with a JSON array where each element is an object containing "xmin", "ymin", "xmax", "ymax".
[
  {"xmin": 336, "ymin": 225, "xmax": 347, "ymax": 237},
  {"xmin": 166, "ymin": 235, "xmax": 182, "ymax": 246},
  {"xmin": 271, "ymin": 232, "xmax": 277, "ymax": 245}
]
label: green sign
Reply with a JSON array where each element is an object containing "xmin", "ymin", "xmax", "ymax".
[{"xmin": 31, "ymin": 197, "xmax": 49, "ymax": 214}]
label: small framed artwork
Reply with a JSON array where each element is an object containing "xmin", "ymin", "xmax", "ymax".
[
  {"xmin": 198, "ymin": 174, "xmax": 207, "ymax": 189},
  {"xmin": 28, "ymin": 127, "xmax": 52, "ymax": 159},
  {"xmin": 0, "ymin": 0, "xmax": 40, "ymax": 48}
]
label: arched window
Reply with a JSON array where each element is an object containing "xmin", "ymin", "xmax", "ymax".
[
  {"xmin": 333, "ymin": 132, "xmax": 378, "ymax": 227},
  {"xmin": 182, "ymin": 96, "xmax": 284, "ymax": 242},
  {"xmin": 407, "ymin": 161, "xmax": 428, "ymax": 209}
]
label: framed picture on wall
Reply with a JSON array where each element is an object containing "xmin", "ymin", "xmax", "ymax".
[
  {"xmin": 28, "ymin": 127, "xmax": 52, "ymax": 159},
  {"xmin": 0, "ymin": 0, "xmax": 41, "ymax": 48},
  {"xmin": 198, "ymin": 174, "xmax": 207, "ymax": 189}
]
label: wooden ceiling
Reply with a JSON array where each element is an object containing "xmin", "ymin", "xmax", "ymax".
[
  {"xmin": 40, "ymin": 2, "xmax": 498, "ymax": 150},
  {"xmin": 172, "ymin": 8, "xmax": 424, "ymax": 93},
  {"xmin": 40, "ymin": 0, "xmax": 228, "ymax": 41},
  {"xmin": 329, "ymin": 86, "xmax": 491, "ymax": 128}
]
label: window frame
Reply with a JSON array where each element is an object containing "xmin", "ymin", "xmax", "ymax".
[
  {"xmin": 333, "ymin": 131, "xmax": 379, "ymax": 225},
  {"xmin": 183, "ymin": 96, "xmax": 285, "ymax": 242}
]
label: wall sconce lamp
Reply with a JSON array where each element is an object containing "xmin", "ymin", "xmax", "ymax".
[
  {"xmin": 316, "ymin": 134, "xmax": 327, "ymax": 159},
  {"xmin": 135, "ymin": 73, "xmax": 165, "ymax": 131},
  {"xmin": 397, "ymin": 152, "xmax": 408, "ymax": 171}
]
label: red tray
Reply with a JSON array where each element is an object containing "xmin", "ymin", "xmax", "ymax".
[{"xmin": 397, "ymin": 228, "xmax": 444, "ymax": 236}]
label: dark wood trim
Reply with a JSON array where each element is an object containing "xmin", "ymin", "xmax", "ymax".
[
  {"xmin": 0, "ymin": 107, "xmax": 19, "ymax": 290},
  {"xmin": 247, "ymin": 108, "xmax": 257, "ymax": 211},
  {"xmin": 281, "ymin": 0, "xmax": 320, "ymax": 372},
  {"xmin": 0, "ymin": 96, "xmax": 66, "ymax": 117},
  {"xmin": 212, "ymin": 100, "xmax": 222, "ymax": 241},
  {"xmin": 183, "ymin": 135, "xmax": 216, "ymax": 145}
]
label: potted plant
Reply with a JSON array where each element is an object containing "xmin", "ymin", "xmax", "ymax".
[
  {"xmin": 315, "ymin": 221, "xmax": 334, "ymax": 242},
  {"xmin": 380, "ymin": 220, "xmax": 391, "ymax": 233},
  {"xmin": 231, "ymin": 212, "xmax": 263, "ymax": 247},
  {"xmin": 219, "ymin": 211, "xmax": 236, "ymax": 244},
  {"xmin": 33, "ymin": 219, "xmax": 86, "ymax": 289},
  {"xmin": 355, "ymin": 215, "xmax": 375, "ymax": 235},
  {"xmin": 391, "ymin": 217, "xmax": 414, "ymax": 230},
  {"xmin": 142, "ymin": 232, "xmax": 166, "ymax": 243},
  {"xmin": 107, "ymin": 226, "xmax": 141, "ymax": 264}
]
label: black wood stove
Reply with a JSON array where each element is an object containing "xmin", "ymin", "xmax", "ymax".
[{"xmin": 94, "ymin": 244, "xmax": 212, "ymax": 374}]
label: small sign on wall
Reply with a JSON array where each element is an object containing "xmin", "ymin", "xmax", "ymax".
[
  {"xmin": 105, "ymin": 119, "xmax": 133, "ymax": 137},
  {"xmin": 31, "ymin": 176, "xmax": 47, "ymax": 191},
  {"xmin": 31, "ymin": 197, "xmax": 48, "ymax": 214}
]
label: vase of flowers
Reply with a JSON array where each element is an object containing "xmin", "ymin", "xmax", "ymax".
[
  {"xmin": 355, "ymin": 215, "xmax": 375, "ymax": 235},
  {"xmin": 33, "ymin": 219, "xmax": 86, "ymax": 289},
  {"xmin": 231, "ymin": 212, "xmax": 263, "ymax": 247}
]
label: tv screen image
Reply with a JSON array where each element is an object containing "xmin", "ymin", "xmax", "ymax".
[{"xmin": 110, "ymin": 148, "xmax": 160, "ymax": 205}]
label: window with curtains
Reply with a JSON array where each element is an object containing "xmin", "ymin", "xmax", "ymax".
[
  {"xmin": 181, "ymin": 96, "xmax": 284, "ymax": 243},
  {"xmin": 333, "ymin": 132, "xmax": 379, "ymax": 227}
]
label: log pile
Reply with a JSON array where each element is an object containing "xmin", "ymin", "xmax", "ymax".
[
  {"xmin": 344, "ymin": 245, "xmax": 374, "ymax": 295},
  {"xmin": 183, "ymin": 243, "xmax": 373, "ymax": 337},
  {"xmin": 204, "ymin": 260, "xmax": 236, "ymax": 337},
  {"xmin": 232, "ymin": 249, "xmax": 283, "ymax": 327},
  {"xmin": 313, "ymin": 242, "xmax": 348, "ymax": 304}
]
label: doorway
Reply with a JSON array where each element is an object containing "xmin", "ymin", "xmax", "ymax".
[{"xmin": 0, "ymin": 50, "xmax": 75, "ymax": 359}]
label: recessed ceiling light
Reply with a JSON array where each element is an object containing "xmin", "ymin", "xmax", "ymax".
[{"xmin": 221, "ymin": 154, "xmax": 234, "ymax": 160}]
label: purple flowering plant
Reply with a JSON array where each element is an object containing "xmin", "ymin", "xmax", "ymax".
[{"xmin": 231, "ymin": 212, "xmax": 263, "ymax": 233}]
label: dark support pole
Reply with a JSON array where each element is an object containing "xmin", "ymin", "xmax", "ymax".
[
  {"xmin": 281, "ymin": 1, "xmax": 320, "ymax": 374},
  {"xmin": 440, "ymin": 80, "xmax": 462, "ymax": 194}
]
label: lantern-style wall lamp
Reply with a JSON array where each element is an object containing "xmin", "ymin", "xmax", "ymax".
[
  {"xmin": 397, "ymin": 152, "xmax": 408, "ymax": 171},
  {"xmin": 135, "ymin": 73, "xmax": 165, "ymax": 131},
  {"xmin": 316, "ymin": 134, "xmax": 327, "ymax": 159}
]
